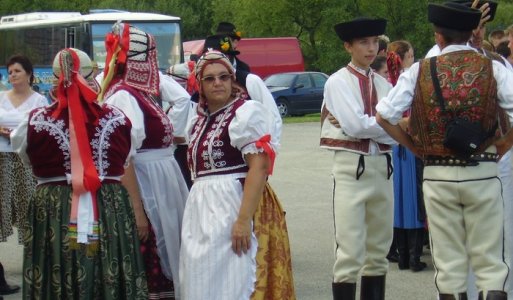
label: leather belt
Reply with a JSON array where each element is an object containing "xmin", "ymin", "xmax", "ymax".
[{"xmin": 424, "ymin": 152, "xmax": 498, "ymax": 167}]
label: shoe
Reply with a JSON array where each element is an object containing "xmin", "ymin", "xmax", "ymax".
[
  {"xmin": 386, "ymin": 252, "xmax": 399, "ymax": 263},
  {"xmin": 332, "ymin": 282, "xmax": 356, "ymax": 300},
  {"xmin": 409, "ymin": 260, "xmax": 427, "ymax": 272},
  {"xmin": 0, "ymin": 283, "xmax": 20, "ymax": 295}
]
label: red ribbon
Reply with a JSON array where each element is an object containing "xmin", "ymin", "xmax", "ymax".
[{"xmin": 255, "ymin": 134, "xmax": 275, "ymax": 175}]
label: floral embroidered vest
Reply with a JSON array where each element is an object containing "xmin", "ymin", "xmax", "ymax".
[
  {"xmin": 409, "ymin": 50, "xmax": 503, "ymax": 157},
  {"xmin": 188, "ymin": 98, "xmax": 249, "ymax": 180},
  {"xmin": 26, "ymin": 103, "xmax": 132, "ymax": 179},
  {"xmin": 107, "ymin": 82, "xmax": 173, "ymax": 150}
]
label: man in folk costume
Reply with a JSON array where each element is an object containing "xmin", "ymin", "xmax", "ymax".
[
  {"xmin": 215, "ymin": 21, "xmax": 250, "ymax": 72},
  {"xmin": 11, "ymin": 48, "xmax": 147, "ymax": 299},
  {"xmin": 320, "ymin": 17, "xmax": 396, "ymax": 300},
  {"xmin": 376, "ymin": 2, "xmax": 513, "ymax": 299},
  {"xmin": 99, "ymin": 22, "xmax": 189, "ymax": 299}
]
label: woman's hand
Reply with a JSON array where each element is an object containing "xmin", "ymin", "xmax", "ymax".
[
  {"xmin": 231, "ymin": 217, "xmax": 252, "ymax": 256},
  {"xmin": 134, "ymin": 208, "xmax": 150, "ymax": 242},
  {"xmin": 0, "ymin": 127, "xmax": 12, "ymax": 139}
]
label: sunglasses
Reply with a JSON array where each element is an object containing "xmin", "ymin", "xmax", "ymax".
[{"xmin": 201, "ymin": 73, "xmax": 232, "ymax": 84}]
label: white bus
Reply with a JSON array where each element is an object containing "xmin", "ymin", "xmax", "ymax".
[{"xmin": 0, "ymin": 9, "xmax": 183, "ymax": 96}]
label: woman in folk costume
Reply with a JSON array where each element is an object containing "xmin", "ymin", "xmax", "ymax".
[
  {"xmin": 386, "ymin": 40, "xmax": 428, "ymax": 272},
  {"xmin": 99, "ymin": 22, "xmax": 189, "ymax": 299},
  {"xmin": 180, "ymin": 50, "xmax": 295, "ymax": 300},
  {"xmin": 10, "ymin": 48, "xmax": 147, "ymax": 299}
]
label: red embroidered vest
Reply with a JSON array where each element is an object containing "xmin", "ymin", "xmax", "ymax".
[
  {"xmin": 409, "ymin": 50, "xmax": 502, "ymax": 157},
  {"xmin": 188, "ymin": 98, "xmax": 249, "ymax": 179},
  {"xmin": 108, "ymin": 83, "xmax": 174, "ymax": 150},
  {"xmin": 26, "ymin": 103, "xmax": 132, "ymax": 179},
  {"xmin": 320, "ymin": 66, "xmax": 391, "ymax": 154}
]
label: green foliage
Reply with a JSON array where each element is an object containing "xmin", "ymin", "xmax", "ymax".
[{"xmin": 1, "ymin": 0, "xmax": 512, "ymax": 75}]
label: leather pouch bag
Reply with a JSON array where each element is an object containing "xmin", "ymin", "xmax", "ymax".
[{"xmin": 444, "ymin": 117, "xmax": 488, "ymax": 158}]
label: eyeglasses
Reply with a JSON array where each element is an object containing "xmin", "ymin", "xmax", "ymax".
[{"xmin": 201, "ymin": 73, "xmax": 232, "ymax": 84}]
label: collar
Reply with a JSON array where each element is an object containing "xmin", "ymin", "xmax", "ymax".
[
  {"xmin": 440, "ymin": 44, "xmax": 477, "ymax": 55},
  {"xmin": 348, "ymin": 62, "xmax": 373, "ymax": 77}
]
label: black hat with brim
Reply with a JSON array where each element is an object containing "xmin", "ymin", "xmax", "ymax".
[
  {"xmin": 451, "ymin": 0, "xmax": 498, "ymax": 22},
  {"xmin": 216, "ymin": 22, "xmax": 241, "ymax": 40},
  {"xmin": 334, "ymin": 18, "xmax": 387, "ymax": 42},
  {"xmin": 428, "ymin": 3, "xmax": 482, "ymax": 31},
  {"xmin": 203, "ymin": 34, "xmax": 240, "ymax": 56}
]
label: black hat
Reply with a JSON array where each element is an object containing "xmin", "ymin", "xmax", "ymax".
[
  {"xmin": 203, "ymin": 34, "xmax": 240, "ymax": 56},
  {"xmin": 215, "ymin": 22, "xmax": 241, "ymax": 40},
  {"xmin": 428, "ymin": 2, "xmax": 482, "ymax": 31},
  {"xmin": 334, "ymin": 17, "xmax": 387, "ymax": 42},
  {"xmin": 451, "ymin": 0, "xmax": 498, "ymax": 22}
]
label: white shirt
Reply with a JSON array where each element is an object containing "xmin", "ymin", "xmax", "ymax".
[
  {"xmin": 322, "ymin": 63, "xmax": 396, "ymax": 148},
  {"xmin": 0, "ymin": 91, "xmax": 47, "ymax": 152},
  {"xmin": 377, "ymin": 45, "xmax": 513, "ymax": 125},
  {"xmin": 245, "ymin": 73, "xmax": 282, "ymax": 152},
  {"xmin": 160, "ymin": 73, "xmax": 190, "ymax": 139}
]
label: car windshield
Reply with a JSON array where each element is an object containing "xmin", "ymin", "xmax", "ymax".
[{"xmin": 264, "ymin": 74, "xmax": 296, "ymax": 87}]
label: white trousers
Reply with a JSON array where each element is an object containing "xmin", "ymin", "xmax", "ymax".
[
  {"xmin": 424, "ymin": 161, "xmax": 508, "ymax": 295},
  {"xmin": 332, "ymin": 151, "xmax": 394, "ymax": 282}
]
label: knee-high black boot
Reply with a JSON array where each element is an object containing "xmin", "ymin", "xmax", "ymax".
[
  {"xmin": 0, "ymin": 262, "xmax": 20, "ymax": 296},
  {"xmin": 408, "ymin": 228, "xmax": 427, "ymax": 272},
  {"xmin": 332, "ymin": 282, "xmax": 356, "ymax": 300},
  {"xmin": 478, "ymin": 291, "xmax": 507, "ymax": 300},
  {"xmin": 360, "ymin": 275, "xmax": 385, "ymax": 300},
  {"xmin": 395, "ymin": 228, "xmax": 409, "ymax": 270}
]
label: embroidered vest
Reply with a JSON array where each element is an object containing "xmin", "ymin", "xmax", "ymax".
[
  {"xmin": 409, "ymin": 50, "xmax": 501, "ymax": 157},
  {"xmin": 320, "ymin": 66, "xmax": 392, "ymax": 154},
  {"xmin": 107, "ymin": 82, "xmax": 174, "ymax": 150},
  {"xmin": 26, "ymin": 104, "xmax": 132, "ymax": 179},
  {"xmin": 188, "ymin": 98, "xmax": 249, "ymax": 179}
]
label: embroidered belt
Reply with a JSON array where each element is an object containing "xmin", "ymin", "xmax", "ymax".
[{"xmin": 424, "ymin": 152, "xmax": 499, "ymax": 167}]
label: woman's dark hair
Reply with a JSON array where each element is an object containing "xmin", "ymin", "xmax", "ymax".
[
  {"xmin": 496, "ymin": 41, "xmax": 511, "ymax": 59},
  {"xmin": 6, "ymin": 54, "xmax": 35, "ymax": 86}
]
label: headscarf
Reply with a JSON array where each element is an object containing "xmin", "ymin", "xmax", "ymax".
[
  {"xmin": 99, "ymin": 22, "xmax": 160, "ymax": 101},
  {"xmin": 52, "ymin": 48, "xmax": 102, "ymax": 254},
  {"xmin": 194, "ymin": 50, "xmax": 245, "ymax": 114}
]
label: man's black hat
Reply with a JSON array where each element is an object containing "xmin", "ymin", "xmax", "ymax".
[
  {"xmin": 215, "ymin": 22, "xmax": 241, "ymax": 41},
  {"xmin": 451, "ymin": 0, "xmax": 498, "ymax": 22},
  {"xmin": 334, "ymin": 17, "xmax": 387, "ymax": 42},
  {"xmin": 428, "ymin": 2, "xmax": 482, "ymax": 31},
  {"xmin": 203, "ymin": 34, "xmax": 240, "ymax": 56}
]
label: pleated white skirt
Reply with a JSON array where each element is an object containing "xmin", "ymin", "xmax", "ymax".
[{"xmin": 180, "ymin": 173, "xmax": 257, "ymax": 300}]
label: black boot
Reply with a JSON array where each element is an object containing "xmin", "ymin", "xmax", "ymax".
[
  {"xmin": 478, "ymin": 291, "xmax": 507, "ymax": 300},
  {"xmin": 332, "ymin": 282, "xmax": 356, "ymax": 300},
  {"xmin": 360, "ymin": 275, "xmax": 385, "ymax": 300},
  {"xmin": 395, "ymin": 228, "xmax": 409, "ymax": 270},
  {"xmin": 386, "ymin": 228, "xmax": 399, "ymax": 263},
  {"xmin": 408, "ymin": 228, "xmax": 427, "ymax": 272},
  {"xmin": 439, "ymin": 293, "xmax": 468, "ymax": 300},
  {"xmin": 0, "ymin": 262, "xmax": 20, "ymax": 296}
]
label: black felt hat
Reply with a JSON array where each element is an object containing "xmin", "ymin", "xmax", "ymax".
[
  {"xmin": 215, "ymin": 22, "xmax": 241, "ymax": 40},
  {"xmin": 428, "ymin": 2, "xmax": 482, "ymax": 31},
  {"xmin": 334, "ymin": 17, "xmax": 387, "ymax": 42},
  {"xmin": 203, "ymin": 34, "xmax": 240, "ymax": 56},
  {"xmin": 451, "ymin": 0, "xmax": 498, "ymax": 22}
]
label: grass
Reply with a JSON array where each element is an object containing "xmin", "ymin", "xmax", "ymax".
[{"xmin": 282, "ymin": 113, "xmax": 320, "ymax": 124}]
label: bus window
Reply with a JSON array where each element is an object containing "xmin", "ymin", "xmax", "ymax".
[{"xmin": 91, "ymin": 22, "xmax": 181, "ymax": 70}]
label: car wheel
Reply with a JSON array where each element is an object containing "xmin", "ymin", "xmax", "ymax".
[{"xmin": 276, "ymin": 98, "xmax": 289, "ymax": 117}]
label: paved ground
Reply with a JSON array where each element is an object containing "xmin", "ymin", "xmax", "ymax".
[{"xmin": 0, "ymin": 122, "xmax": 438, "ymax": 299}]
